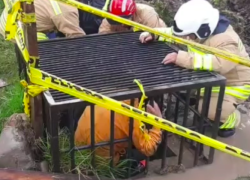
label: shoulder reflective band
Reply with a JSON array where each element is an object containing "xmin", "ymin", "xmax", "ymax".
[
  {"xmin": 53, "ymin": 0, "xmax": 250, "ymax": 68},
  {"xmin": 50, "ymin": 0, "xmax": 62, "ymax": 15}
]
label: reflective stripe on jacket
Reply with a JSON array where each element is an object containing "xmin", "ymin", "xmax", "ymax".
[
  {"xmin": 0, "ymin": 0, "xmax": 85, "ymax": 39},
  {"xmin": 49, "ymin": 0, "xmax": 62, "ymax": 15},
  {"xmin": 188, "ymin": 46, "xmax": 213, "ymax": 71},
  {"xmin": 152, "ymin": 25, "xmax": 250, "ymax": 102},
  {"xmin": 34, "ymin": 0, "xmax": 85, "ymax": 38},
  {"xmin": 201, "ymin": 85, "xmax": 250, "ymax": 101}
]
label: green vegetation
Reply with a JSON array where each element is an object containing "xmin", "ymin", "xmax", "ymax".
[
  {"xmin": 0, "ymin": 2, "xmax": 24, "ymax": 132},
  {"xmin": 40, "ymin": 129, "xmax": 135, "ymax": 179}
]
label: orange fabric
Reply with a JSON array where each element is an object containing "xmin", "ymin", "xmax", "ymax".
[{"xmin": 75, "ymin": 99, "xmax": 162, "ymax": 165}]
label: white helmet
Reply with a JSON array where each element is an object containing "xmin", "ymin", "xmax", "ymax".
[{"xmin": 172, "ymin": 0, "xmax": 220, "ymax": 39}]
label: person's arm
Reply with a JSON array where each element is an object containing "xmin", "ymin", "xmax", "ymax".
[
  {"xmin": 51, "ymin": 11, "xmax": 86, "ymax": 38},
  {"xmin": 131, "ymin": 102, "xmax": 162, "ymax": 157},
  {"xmin": 175, "ymin": 41, "xmax": 239, "ymax": 75},
  {"xmin": 98, "ymin": 19, "xmax": 114, "ymax": 34},
  {"xmin": 139, "ymin": 27, "xmax": 173, "ymax": 43}
]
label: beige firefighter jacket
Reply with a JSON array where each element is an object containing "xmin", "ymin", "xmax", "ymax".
[
  {"xmin": 0, "ymin": 0, "xmax": 85, "ymax": 39},
  {"xmin": 175, "ymin": 25, "xmax": 250, "ymax": 87},
  {"xmin": 35, "ymin": 0, "xmax": 85, "ymax": 38},
  {"xmin": 98, "ymin": 3, "xmax": 166, "ymax": 33}
]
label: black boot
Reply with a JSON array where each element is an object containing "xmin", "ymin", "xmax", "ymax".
[{"xmin": 218, "ymin": 128, "xmax": 235, "ymax": 138}]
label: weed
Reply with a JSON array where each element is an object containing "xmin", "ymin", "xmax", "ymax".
[
  {"xmin": 39, "ymin": 128, "xmax": 135, "ymax": 179},
  {"xmin": 0, "ymin": 5, "xmax": 22, "ymax": 132},
  {"xmin": 0, "ymin": 83, "xmax": 24, "ymax": 131}
]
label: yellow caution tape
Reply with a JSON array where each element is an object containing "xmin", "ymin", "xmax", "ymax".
[
  {"xmin": 15, "ymin": 21, "xmax": 30, "ymax": 62},
  {"xmin": 20, "ymin": 80, "xmax": 48, "ymax": 118},
  {"xmin": 4, "ymin": 0, "xmax": 21, "ymax": 40},
  {"xmin": 55, "ymin": 0, "xmax": 250, "ymax": 68},
  {"xmin": 27, "ymin": 67, "xmax": 250, "ymax": 162},
  {"xmin": 134, "ymin": 79, "xmax": 151, "ymax": 141},
  {"xmin": 22, "ymin": 12, "xmax": 36, "ymax": 23},
  {"xmin": 4, "ymin": 0, "xmax": 250, "ymax": 163},
  {"xmin": 134, "ymin": 79, "xmax": 148, "ymax": 110},
  {"xmin": 20, "ymin": 80, "xmax": 31, "ymax": 118}
]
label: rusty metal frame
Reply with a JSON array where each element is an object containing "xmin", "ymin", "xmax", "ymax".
[{"xmin": 20, "ymin": 1, "xmax": 44, "ymax": 140}]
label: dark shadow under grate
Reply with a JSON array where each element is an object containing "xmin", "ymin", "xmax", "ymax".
[{"xmin": 39, "ymin": 32, "xmax": 219, "ymax": 102}]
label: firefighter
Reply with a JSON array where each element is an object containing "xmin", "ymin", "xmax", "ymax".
[
  {"xmin": 139, "ymin": 0, "xmax": 250, "ymax": 138},
  {"xmin": 75, "ymin": 100, "xmax": 162, "ymax": 171},
  {"xmin": 0, "ymin": 0, "xmax": 85, "ymax": 41},
  {"xmin": 98, "ymin": 0, "xmax": 166, "ymax": 33}
]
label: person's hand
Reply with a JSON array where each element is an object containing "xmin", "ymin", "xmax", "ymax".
[
  {"xmin": 146, "ymin": 101, "xmax": 162, "ymax": 118},
  {"xmin": 139, "ymin": 32, "xmax": 154, "ymax": 43},
  {"xmin": 162, "ymin": 52, "xmax": 178, "ymax": 65}
]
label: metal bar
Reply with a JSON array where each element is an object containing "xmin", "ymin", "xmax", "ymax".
[
  {"xmin": 21, "ymin": 0, "xmax": 43, "ymax": 140},
  {"xmin": 143, "ymin": 98, "xmax": 155, "ymax": 174},
  {"xmin": 173, "ymin": 93, "xmax": 213, "ymax": 126},
  {"xmin": 193, "ymin": 87, "xmax": 210, "ymax": 166},
  {"xmin": 90, "ymin": 104, "xmax": 95, "ymax": 167},
  {"xmin": 208, "ymin": 85, "xmax": 225, "ymax": 164},
  {"xmin": 110, "ymin": 111, "xmax": 115, "ymax": 168},
  {"xmin": 174, "ymin": 94, "xmax": 180, "ymax": 124},
  {"xmin": 161, "ymin": 93, "xmax": 172, "ymax": 169},
  {"xmin": 178, "ymin": 90, "xmax": 191, "ymax": 165},
  {"xmin": 193, "ymin": 89, "xmax": 201, "ymax": 127},
  {"xmin": 49, "ymin": 106, "xmax": 60, "ymax": 172},
  {"xmin": 73, "ymin": 104, "xmax": 87, "ymax": 131},
  {"xmin": 128, "ymin": 99, "xmax": 134, "ymax": 177},
  {"xmin": 73, "ymin": 139, "xmax": 128, "ymax": 151},
  {"xmin": 200, "ymin": 87, "xmax": 212, "ymax": 156},
  {"xmin": 69, "ymin": 106, "xmax": 75, "ymax": 172},
  {"xmin": 199, "ymin": 87, "xmax": 212, "ymax": 158},
  {"xmin": 190, "ymin": 88, "xmax": 200, "ymax": 147}
]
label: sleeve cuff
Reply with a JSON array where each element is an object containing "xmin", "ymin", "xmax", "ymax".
[{"xmin": 175, "ymin": 50, "xmax": 192, "ymax": 69}]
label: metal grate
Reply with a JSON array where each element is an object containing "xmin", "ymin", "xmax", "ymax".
[{"xmin": 39, "ymin": 32, "xmax": 219, "ymax": 102}]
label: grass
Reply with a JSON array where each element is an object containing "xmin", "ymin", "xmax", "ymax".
[
  {"xmin": 39, "ymin": 128, "xmax": 135, "ymax": 179},
  {"xmin": 0, "ymin": 2, "xmax": 24, "ymax": 132}
]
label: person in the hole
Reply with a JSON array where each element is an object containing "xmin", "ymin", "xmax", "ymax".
[
  {"xmin": 98, "ymin": 0, "xmax": 166, "ymax": 33},
  {"xmin": 75, "ymin": 100, "xmax": 162, "ymax": 174},
  {"xmin": 139, "ymin": 0, "xmax": 250, "ymax": 138}
]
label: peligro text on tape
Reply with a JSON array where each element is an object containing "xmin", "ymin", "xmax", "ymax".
[
  {"xmin": 28, "ymin": 66, "xmax": 250, "ymax": 162},
  {"xmin": 54, "ymin": 0, "xmax": 250, "ymax": 68}
]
